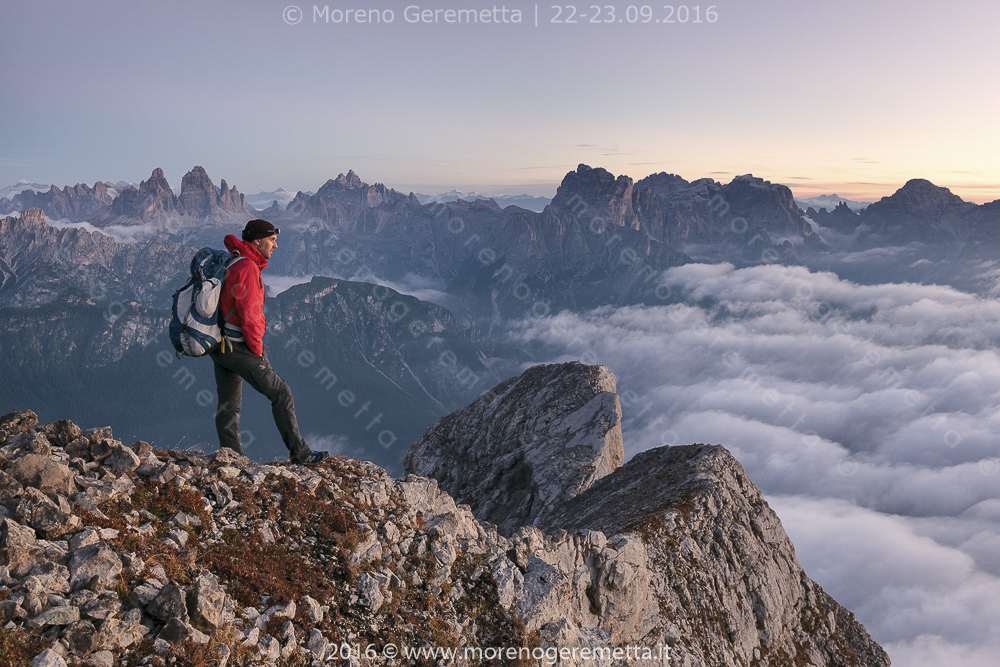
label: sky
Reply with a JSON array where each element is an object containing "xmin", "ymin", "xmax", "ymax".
[
  {"xmin": 508, "ymin": 261, "xmax": 1000, "ymax": 666},
  {"xmin": 3, "ymin": 0, "xmax": 999, "ymax": 202}
]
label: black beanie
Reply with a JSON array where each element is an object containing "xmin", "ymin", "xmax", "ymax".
[{"xmin": 242, "ymin": 219, "xmax": 280, "ymax": 241}]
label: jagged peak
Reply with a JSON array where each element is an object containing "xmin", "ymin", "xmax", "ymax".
[
  {"xmin": 334, "ymin": 170, "xmax": 364, "ymax": 189},
  {"xmin": 139, "ymin": 168, "xmax": 172, "ymax": 195}
]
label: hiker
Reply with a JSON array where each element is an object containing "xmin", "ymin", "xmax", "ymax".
[{"xmin": 210, "ymin": 218, "xmax": 327, "ymax": 465}]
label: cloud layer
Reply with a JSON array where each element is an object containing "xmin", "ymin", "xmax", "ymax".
[{"xmin": 506, "ymin": 263, "xmax": 1000, "ymax": 665}]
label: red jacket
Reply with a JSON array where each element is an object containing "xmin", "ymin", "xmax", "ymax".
[{"xmin": 220, "ymin": 235, "xmax": 268, "ymax": 355}]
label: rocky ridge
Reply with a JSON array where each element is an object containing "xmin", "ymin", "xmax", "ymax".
[
  {"xmin": 407, "ymin": 362, "xmax": 891, "ymax": 666},
  {"xmin": 0, "ymin": 361, "xmax": 889, "ymax": 666},
  {"xmin": 0, "ymin": 183, "xmax": 113, "ymax": 222}
]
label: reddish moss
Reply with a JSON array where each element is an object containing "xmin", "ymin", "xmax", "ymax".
[
  {"xmin": 0, "ymin": 625, "xmax": 48, "ymax": 667},
  {"xmin": 131, "ymin": 480, "xmax": 211, "ymax": 529},
  {"xmin": 201, "ymin": 529, "xmax": 333, "ymax": 607}
]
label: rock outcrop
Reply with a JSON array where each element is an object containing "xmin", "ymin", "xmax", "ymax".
[
  {"xmin": 405, "ymin": 362, "xmax": 624, "ymax": 536},
  {"xmin": 408, "ymin": 362, "xmax": 891, "ymax": 666},
  {"xmin": 178, "ymin": 166, "xmax": 246, "ymax": 218},
  {"xmin": 0, "ymin": 362, "xmax": 889, "ymax": 667}
]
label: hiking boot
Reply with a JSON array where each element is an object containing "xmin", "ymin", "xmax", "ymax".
[{"xmin": 298, "ymin": 450, "xmax": 328, "ymax": 466}]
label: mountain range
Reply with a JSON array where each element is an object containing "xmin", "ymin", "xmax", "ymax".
[
  {"xmin": 4, "ymin": 162, "xmax": 1000, "ymax": 466},
  {"xmin": 8, "ymin": 165, "xmax": 999, "ymax": 278}
]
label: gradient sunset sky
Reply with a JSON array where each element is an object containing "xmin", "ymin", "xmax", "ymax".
[{"xmin": 4, "ymin": 0, "xmax": 998, "ymax": 202}]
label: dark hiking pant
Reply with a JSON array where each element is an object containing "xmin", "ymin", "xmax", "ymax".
[{"xmin": 210, "ymin": 342, "xmax": 310, "ymax": 462}]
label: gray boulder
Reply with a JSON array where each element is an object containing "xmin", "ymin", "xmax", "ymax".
[
  {"xmin": 82, "ymin": 428, "xmax": 113, "ymax": 447},
  {"xmin": 189, "ymin": 573, "xmax": 226, "ymax": 630},
  {"xmin": 3, "ymin": 431, "xmax": 52, "ymax": 458},
  {"xmin": 0, "ymin": 469, "xmax": 24, "ymax": 497},
  {"xmin": 62, "ymin": 619, "xmax": 97, "ymax": 655},
  {"xmin": 26, "ymin": 561, "xmax": 70, "ymax": 595},
  {"xmin": 0, "ymin": 410, "xmax": 38, "ymax": 442},
  {"xmin": 83, "ymin": 651, "xmax": 114, "ymax": 667},
  {"xmin": 102, "ymin": 442, "xmax": 140, "ymax": 474},
  {"xmin": 27, "ymin": 604, "xmax": 80, "ymax": 629},
  {"xmin": 147, "ymin": 583, "xmax": 189, "ymax": 624},
  {"xmin": 91, "ymin": 613, "xmax": 144, "ymax": 652},
  {"xmin": 13, "ymin": 487, "xmax": 79, "ymax": 538},
  {"xmin": 0, "ymin": 518, "xmax": 45, "ymax": 577},
  {"xmin": 36, "ymin": 419, "xmax": 82, "ymax": 447},
  {"xmin": 68, "ymin": 542, "xmax": 122, "ymax": 591},
  {"xmin": 30, "ymin": 648, "xmax": 67, "ymax": 667},
  {"xmin": 159, "ymin": 617, "xmax": 209, "ymax": 644},
  {"xmin": 128, "ymin": 579, "xmax": 163, "ymax": 608},
  {"xmin": 356, "ymin": 573, "xmax": 384, "ymax": 612},
  {"xmin": 5, "ymin": 452, "xmax": 75, "ymax": 498}
]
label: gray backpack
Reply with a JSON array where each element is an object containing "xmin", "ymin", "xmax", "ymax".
[{"xmin": 169, "ymin": 248, "xmax": 244, "ymax": 357}]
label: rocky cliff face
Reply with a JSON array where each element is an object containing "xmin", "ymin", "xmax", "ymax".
[
  {"xmin": 547, "ymin": 165, "xmax": 813, "ymax": 269},
  {"xmin": 807, "ymin": 201, "xmax": 861, "ymax": 233},
  {"xmin": 102, "ymin": 168, "xmax": 178, "ymax": 223},
  {"xmin": 177, "ymin": 167, "xmax": 246, "ymax": 218},
  {"xmin": 3, "ymin": 164, "xmax": 838, "ymax": 319},
  {"xmin": 267, "ymin": 168, "xmax": 691, "ymax": 318},
  {"xmin": 0, "ymin": 208, "xmax": 189, "ymax": 309},
  {"xmin": 265, "ymin": 277, "xmax": 513, "ymax": 420},
  {"xmin": 0, "ymin": 362, "xmax": 889, "ymax": 667},
  {"xmin": 631, "ymin": 169, "xmax": 816, "ymax": 255}
]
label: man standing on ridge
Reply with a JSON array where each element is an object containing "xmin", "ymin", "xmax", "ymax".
[{"xmin": 211, "ymin": 218, "xmax": 327, "ymax": 465}]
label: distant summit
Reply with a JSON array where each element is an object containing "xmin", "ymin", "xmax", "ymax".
[
  {"xmin": 415, "ymin": 190, "xmax": 551, "ymax": 212},
  {"xmin": 854, "ymin": 178, "xmax": 977, "ymax": 244},
  {"xmin": 795, "ymin": 193, "xmax": 871, "ymax": 211},
  {"xmin": 0, "ymin": 181, "xmax": 54, "ymax": 201},
  {"xmin": 244, "ymin": 187, "xmax": 308, "ymax": 211}
]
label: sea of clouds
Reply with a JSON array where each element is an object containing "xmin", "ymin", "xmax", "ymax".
[{"xmin": 506, "ymin": 262, "xmax": 1000, "ymax": 666}]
